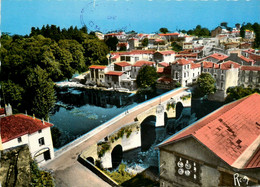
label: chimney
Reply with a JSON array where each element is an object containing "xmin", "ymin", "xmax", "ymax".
[
  {"xmin": 5, "ymin": 103, "xmax": 13, "ymax": 116},
  {"xmin": 25, "ymin": 110, "xmax": 27, "ymax": 116},
  {"xmin": 42, "ymin": 118, "xmax": 45, "ymax": 125},
  {"xmin": 33, "ymin": 114, "xmax": 35, "ymax": 119},
  {"xmin": 231, "ymin": 63, "xmax": 234, "ymax": 69}
]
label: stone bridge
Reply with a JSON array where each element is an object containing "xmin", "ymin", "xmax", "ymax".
[
  {"xmin": 43, "ymin": 87, "xmax": 191, "ymax": 186},
  {"xmin": 80, "ymin": 87, "xmax": 191, "ymax": 168}
]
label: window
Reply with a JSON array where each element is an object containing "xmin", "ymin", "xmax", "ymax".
[
  {"xmin": 17, "ymin": 137, "xmax": 22, "ymax": 143},
  {"xmin": 184, "ymin": 73, "xmax": 186, "ymax": 78},
  {"xmin": 176, "ymin": 156, "xmax": 200, "ymax": 184},
  {"xmin": 126, "ymin": 56, "xmax": 131, "ymax": 62},
  {"xmin": 221, "ymin": 75, "xmax": 224, "ymax": 81},
  {"xmin": 38, "ymin": 137, "xmax": 45, "ymax": 146},
  {"xmin": 38, "ymin": 129, "xmax": 42, "ymax": 133}
]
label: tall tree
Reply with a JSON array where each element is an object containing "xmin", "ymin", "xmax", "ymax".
[
  {"xmin": 24, "ymin": 66, "xmax": 56, "ymax": 119},
  {"xmin": 105, "ymin": 37, "xmax": 119, "ymax": 51},
  {"xmin": 141, "ymin": 38, "xmax": 148, "ymax": 47},
  {"xmin": 136, "ymin": 65, "xmax": 158, "ymax": 89},
  {"xmin": 195, "ymin": 73, "xmax": 216, "ymax": 97},
  {"xmin": 83, "ymin": 38, "xmax": 109, "ymax": 65}
]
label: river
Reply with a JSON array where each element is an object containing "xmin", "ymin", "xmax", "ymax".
[{"xmin": 50, "ymin": 86, "xmax": 223, "ymax": 173}]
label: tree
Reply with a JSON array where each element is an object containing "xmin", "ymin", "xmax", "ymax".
[
  {"xmin": 105, "ymin": 37, "xmax": 119, "ymax": 51},
  {"xmin": 195, "ymin": 73, "xmax": 216, "ymax": 97},
  {"xmin": 136, "ymin": 65, "xmax": 158, "ymax": 89},
  {"xmin": 225, "ymin": 86, "xmax": 260, "ymax": 103},
  {"xmin": 1, "ymin": 80, "xmax": 25, "ymax": 109},
  {"xmin": 24, "ymin": 66, "xmax": 56, "ymax": 119},
  {"xmin": 159, "ymin": 27, "xmax": 169, "ymax": 34},
  {"xmin": 82, "ymin": 38, "xmax": 109, "ymax": 65},
  {"xmin": 141, "ymin": 38, "xmax": 148, "ymax": 47},
  {"xmin": 171, "ymin": 42, "xmax": 182, "ymax": 52}
]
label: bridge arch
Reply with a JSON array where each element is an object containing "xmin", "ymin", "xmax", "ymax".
[
  {"xmin": 111, "ymin": 144, "xmax": 123, "ymax": 169},
  {"xmin": 140, "ymin": 115, "xmax": 156, "ymax": 151},
  {"xmin": 86, "ymin": 157, "xmax": 94, "ymax": 165},
  {"xmin": 176, "ymin": 102, "xmax": 184, "ymax": 119}
]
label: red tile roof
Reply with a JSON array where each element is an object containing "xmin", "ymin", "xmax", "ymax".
[
  {"xmin": 111, "ymin": 55, "xmax": 120, "ymax": 59},
  {"xmin": 239, "ymin": 55, "xmax": 254, "ymax": 63},
  {"xmin": 202, "ymin": 61, "xmax": 219, "ymax": 69},
  {"xmin": 204, "ymin": 53, "xmax": 228, "ymax": 61},
  {"xmin": 159, "ymin": 62, "xmax": 169, "ymax": 67},
  {"xmin": 115, "ymin": 61, "xmax": 131, "ymax": 67},
  {"xmin": 155, "ymin": 51, "xmax": 175, "ymax": 55},
  {"xmin": 157, "ymin": 67, "xmax": 164, "ymax": 73},
  {"xmin": 175, "ymin": 53, "xmax": 198, "ymax": 58},
  {"xmin": 158, "ymin": 33, "xmax": 179, "ymax": 36},
  {"xmin": 117, "ymin": 42, "xmax": 128, "ymax": 47},
  {"xmin": 111, "ymin": 50, "xmax": 155, "ymax": 56},
  {"xmin": 159, "ymin": 93, "xmax": 260, "ymax": 169},
  {"xmin": 0, "ymin": 108, "xmax": 5, "ymax": 115},
  {"xmin": 174, "ymin": 58, "xmax": 190, "ymax": 65},
  {"xmin": 0, "ymin": 114, "xmax": 53, "ymax": 143},
  {"xmin": 89, "ymin": 65, "xmax": 107, "ymax": 70},
  {"xmin": 190, "ymin": 62, "xmax": 201, "ymax": 69},
  {"xmin": 105, "ymin": 71, "xmax": 124, "ymax": 76},
  {"xmin": 220, "ymin": 61, "xmax": 240, "ymax": 70},
  {"xmin": 133, "ymin": 60, "xmax": 155, "ymax": 67},
  {"xmin": 245, "ymin": 148, "xmax": 260, "ymax": 169},
  {"xmin": 240, "ymin": 66, "xmax": 260, "ymax": 71}
]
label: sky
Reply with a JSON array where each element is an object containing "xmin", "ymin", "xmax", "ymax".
[{"xmin": 1, "ymin": 0, "xmax": 260, "ymax": 35}]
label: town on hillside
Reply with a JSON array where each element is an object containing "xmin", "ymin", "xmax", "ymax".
[
  {"xmin": 71, "ymin": 22, "xmax": 260, "ymax": 102},
  {"xmin": 1, "ymin": 22, "xmax": 260, "ymax": 187}
]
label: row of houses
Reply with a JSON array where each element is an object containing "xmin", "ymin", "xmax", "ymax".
[{"xmin": 87, "ymin": 47, "xmax": 260, "ymax": 101}]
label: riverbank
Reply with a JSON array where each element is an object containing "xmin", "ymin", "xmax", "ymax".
[{"xmin": 55, "ymin": 80, "xmax": 137, "ymax": 94}]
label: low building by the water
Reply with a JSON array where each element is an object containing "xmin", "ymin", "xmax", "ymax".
[
  {"xmin": 0, "ymin": 105, "xmax": 55, "ymax": 164},
  {"xmin": 157, "ymin": 93, "xmax": 260, "ymax": 187}
]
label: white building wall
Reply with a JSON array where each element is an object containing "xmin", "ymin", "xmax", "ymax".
[
  {"xmin": 2, "ymin": 127, "xmax": 54, "ymax": 163},
  {"xmin": 2, "ymin": 134, "xmax": 29, "ymax": 149},
  {"xmin": 28, "ymin": 127, "xmax": 54, "ymax": 161}
]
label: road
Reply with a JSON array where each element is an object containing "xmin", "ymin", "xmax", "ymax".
[{"xmin": 43, "ymin": 87, "xmax": 187, "ymax": 187}]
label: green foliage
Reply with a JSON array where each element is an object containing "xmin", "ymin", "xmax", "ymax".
[
  {"xmin": 136, "ymin": 66, "xmax": 158, "ymax": 89},
  {"xmin": 141, "ymin": 38, "xmax": 148, "ymax": 47},
  {"xmin": 159, "ymin": 27, "xmax": 169, "ymax": 34},
  {"xmin": 1, "ymin": 80, "xmax": 25, "ymax": 109},
  {"xmin": 105, "ymin": 36, "xmax": 119, "ymax": 51},
  {"xmin": 171, "ymin": 42, "xmax": 182, "ymax": 52},
  {"xmin": 187, "ymin": 25, "xmax": 211, "ymax": 37},
  {"xmin": 166, "ymin": 102, "xmax": 176, "ymax": 111},
  {"xmin": 83, "ymin": 37, "xmax": 109, "ymax": 65},
  {"xmin": 30, "ymin": 24, "xmax": 88, "ymax": 43},
  {"xmin": 51, "ymin": 126, "xmax": 62, "ymax": 148},
  {"xmin": 103, "ymin": 163, "xmax": 134, "ymax": 184},
  {"xmin": 30, "ymin": 161, "xmax": 55, "ymax": 187},
  {"xmin": 241, "ymin": 22, "xmax": 260, "ymax": 48},
  {"xmin": 194, "ymin": 73, "xmax": 216, "ymax": 97},
  {"xmin": 225, "ymin": 86, "xmax": 260, "ymax": 103},
  {"xmin": 98, "ymin": 142, "xmax": 111, "ymax": 157},
  {"xmin": 0, "ymin": 25, "xmax": 110, "ymax": 118},
  {"xmin": 180, "ymin": 94, "xmax": 191, "ymax": 101},
  {"xmin": 24, "ymin": 66, "xmax": 56, "ymax": 119},
  {"xmin": 175, "ymin": 82, "xmax": 181, "ymax": 88}
]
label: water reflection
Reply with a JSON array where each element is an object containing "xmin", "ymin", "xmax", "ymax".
[{"xmin": 50, "ymin": 87, "xmax": 159, "ymax": 148}]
